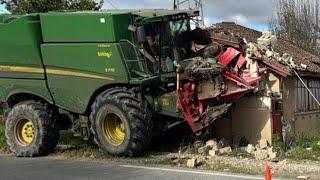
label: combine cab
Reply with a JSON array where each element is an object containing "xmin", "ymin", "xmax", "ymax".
[{"xmin": 0, "ymin": 9, "xmax": 287, "ymax": 157}]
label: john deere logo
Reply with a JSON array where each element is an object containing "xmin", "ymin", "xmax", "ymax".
[{"xmin": 97, "ymin": 51, "xmax": 112, "ymax": 58}]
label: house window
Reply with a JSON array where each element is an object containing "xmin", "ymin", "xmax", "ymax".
[{"xmin": 295, "ymin": 77, "xmax": 320, "ymax": 112}]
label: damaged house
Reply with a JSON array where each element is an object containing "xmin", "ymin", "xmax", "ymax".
[{"xmin": 209, "ymin": 22, "xmax": 320, "ymax": 144}]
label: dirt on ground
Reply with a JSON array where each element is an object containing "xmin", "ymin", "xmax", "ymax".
[
  {"xmin": 47, "ymin": 143, "xmax": 320, "ymax": 179},
  {"xmin": 166, "ymin": 151, "xmax": 320, "ymax": 179}
]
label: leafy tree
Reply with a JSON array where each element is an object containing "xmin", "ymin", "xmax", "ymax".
[
  {"xmin": 0, "ymin": 0, "xmax": 104, "ymax": 14},
  {"xmin": 269, "ymin": 0, "xmax": 319, "ymax": 55}
]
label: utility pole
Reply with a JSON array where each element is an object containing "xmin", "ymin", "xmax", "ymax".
[{"xmin": 173, "ymin": 0, "xmax": 205, "ymax": 27}]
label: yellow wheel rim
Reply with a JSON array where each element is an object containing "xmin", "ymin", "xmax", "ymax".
[
  {"xmin": 15, "ymin": 119, "xmax": 35, "ymax": 146},
  {"xmin": 102, "ymin": 113, "xmax": 126, "ymax": 146}
]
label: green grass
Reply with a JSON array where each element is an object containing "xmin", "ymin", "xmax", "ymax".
[
  {"xmin": 285, "ymin": 132, "xmax": 320, "ymax": 160},
  {"xmin": 0, "ymin": 123, "xmax": 6, "ymax": 150},
  {"xmin": 272, "ymin": 134, "xmax": 286, "ymax": 159},
  {"xmin": 228, "ymin": 147, "xmax": 252, "ymax": 158},
  {"xmin": 272, "ymin": 132, "xmax": 320, "ymax": 161}
]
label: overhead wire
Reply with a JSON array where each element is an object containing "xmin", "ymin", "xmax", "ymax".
[{"xmin": 105, "ymin": 0, "xmax": 118, "ymax": 9}]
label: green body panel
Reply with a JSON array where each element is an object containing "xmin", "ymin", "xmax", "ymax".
[
  {"xmin": 0, "ymin": 79, "xmax": 52, "ymax": 103},
  {"xmin": 41, "ymin": 43, "xmax": 129, "ymax": 113},
  {"xmin": 0, "ymin": 15, "xmax": 52, "ymax": 103},
  {"xmin": 154, "ymin": 93, "xmax": 182, "ymax": 119},
  {"xmin": 0, "ymin": 15, "xmax": 44, "ymax": 79},
  {"xmin": 40, "ymin": 12, "xmax": 133, "ymax": 43}
]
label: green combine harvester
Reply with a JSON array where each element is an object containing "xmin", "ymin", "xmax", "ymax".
[{"xmin": 0, "ymin": 9, "xmax": 257, "ymax": 157}]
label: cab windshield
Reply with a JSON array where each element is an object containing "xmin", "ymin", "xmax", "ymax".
[
  {"xmin": 144, "ymin": 18, "xmax": 191, "ymax": 73},
  {"xmin": 162, "ymin": 19, "xmax": 190, "ymax": 60}
]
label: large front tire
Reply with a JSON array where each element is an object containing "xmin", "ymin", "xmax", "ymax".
[
  {"xmin": 5, "ymin": 101, "xmax": 60, "ymax": 157},
  {"xmin": 90, "ymin": 87, "xmax": 152, "ymax": 156}
]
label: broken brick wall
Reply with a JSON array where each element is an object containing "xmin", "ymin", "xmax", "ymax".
[
  {"xmin": 231, "ymin": 96, "xmax": 273, "ymax": 144},
  {"xmin": 211, "ymin": 72, "xmax": 281, "ymax": 145},
  {"xmin": 266, "ymin": 73, "xmax": 281, "ymax": 96},
  {"xmin": 209, "ymin": 96, "xmax": 273, "ymax": 145}
]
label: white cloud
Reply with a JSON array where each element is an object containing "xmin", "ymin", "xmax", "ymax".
[
  {"xmin": 203, "ymin": 17, "xmax": 211, "ymax": 27},
  {"xmin": 230, "ymin": 14, "xmax": 249, "ymax": 25},
  {"xmin": 103, "ymin": 0, "xmax": 172, "ymax": 9}
]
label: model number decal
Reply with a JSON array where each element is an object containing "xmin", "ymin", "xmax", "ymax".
[{"xmin": 105, "ymin": 68, "xmax": 115, "ymax": 73}]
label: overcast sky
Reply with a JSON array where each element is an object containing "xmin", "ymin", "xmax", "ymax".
[
  {"xmin": 0, "ymin": 4, "xmax": 6, "ymax": 13},
  {"xmin": 103, "ymin": 0, "xmax": 275, "ymax": 31},
  {"xmin": 1, "ymin": 0, "xmax": 275, "ymax": 31}
]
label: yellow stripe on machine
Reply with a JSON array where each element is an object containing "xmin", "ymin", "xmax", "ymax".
[
  {"xmin": 0, "ymin": 65, "xmax": 114, "ymax": 81},
  {"xmin": 46, "ymin": 69, "xmax": 114, "ymax": 80},
  {"xmin": 0, "ymin": 65, "xmax": 44, "ymax": 74}
]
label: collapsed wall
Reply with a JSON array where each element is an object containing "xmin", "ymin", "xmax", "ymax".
[{"xmin": 198, "ymin": 24, "xmax": 295, "ymax": 144}]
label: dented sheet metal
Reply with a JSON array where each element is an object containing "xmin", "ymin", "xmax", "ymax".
[{"xmin": 177, "ymin": 30, "xmax": 293, "ymax": 133}]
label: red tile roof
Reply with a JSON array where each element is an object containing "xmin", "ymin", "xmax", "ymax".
[{"xmin": 210, "ymin": 22, "xmax": 320, "ymax": 74}]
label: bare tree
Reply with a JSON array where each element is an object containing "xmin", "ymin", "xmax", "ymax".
[{"xmin": 269, "ymin": 0, "xmax": 320, "ymax": 55}]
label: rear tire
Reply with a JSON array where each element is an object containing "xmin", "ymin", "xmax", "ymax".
[
  {"xmin": 90, "ymin": 87, "xmax": 152, "ymax": 156},
  {"xmin": 5, "ymin": 101, "xmax": 60, "ymax": 157}
]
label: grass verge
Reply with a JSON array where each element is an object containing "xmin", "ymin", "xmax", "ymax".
[
  {"xmin": 0, "ymin": 123, "xmax": 6, "ymax": 150},
  {"xmin": 270, "ymin": 132, "xmax": 320, "ymax": 161},
  {"xmin": 285, "ymin": 132, "xmax": 320, "ymax": 160}
]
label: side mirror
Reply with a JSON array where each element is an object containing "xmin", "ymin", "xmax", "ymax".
[
  {"xmin": 136, "ymin": 26, "xmax": 146, "ymax": 43},
  {"xmin": 128, "ymin": 24, "xmax": 137, "ymax": 32}
]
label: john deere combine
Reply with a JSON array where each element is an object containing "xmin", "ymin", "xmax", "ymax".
[{"xmin": 0, "ymin": 9, "xmax": 275, "ymax": 157}]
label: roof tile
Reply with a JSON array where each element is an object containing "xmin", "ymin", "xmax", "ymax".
[{"xmin": 210, "ymin": 22, "xmax": 320, "ymax": 73}]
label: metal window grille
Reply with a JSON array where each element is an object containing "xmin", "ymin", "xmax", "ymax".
[{"xmin": 295, "ymin": 77, "xmax": 320, "ymax": 112}]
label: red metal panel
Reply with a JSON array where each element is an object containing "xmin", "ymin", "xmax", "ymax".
[
  {"xmin": 218, "ymin": 47, "xmax": 240, "ymax": 66},
  {"xmin": 234, "ymin": 55, "xmax": 246, "ymax": 72},
  {"xmin": 244, "ymin": 76, "xmax": 262, "ymax": 85}
]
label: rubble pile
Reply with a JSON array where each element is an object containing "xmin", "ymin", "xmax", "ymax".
[
  {"xmin": 183, "ymin": 138, "xmax": 232, "ymax": 168},
  {"xmin": 198, "ymin": 138, "xmax": 232, "ymax": 156},
  {"xmin": 246, "ymin": 32, "xmax": 300, "ymax": 70},
  {"xmin": 276, "ymin": 39, "xmax": 320, "ymax": 73},
  {"xmin": 246, "ymin": 139, "xmax": 277, "ymax": 160},
  {"xmin": 193, "ymin": 138, "xmax": 278, "ymax": 161},
  {"xmin": 169, "ymin": 138, "xmax": 279, "ymax": 168},
  {"xmin": 209, "ymin": 22, "xmax": 320, "ymax": 73}
]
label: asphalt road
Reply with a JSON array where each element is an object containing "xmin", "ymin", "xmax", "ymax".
[{"xmin": 0, "ymin": 155, "xmax": 266, "ymax": 180}]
